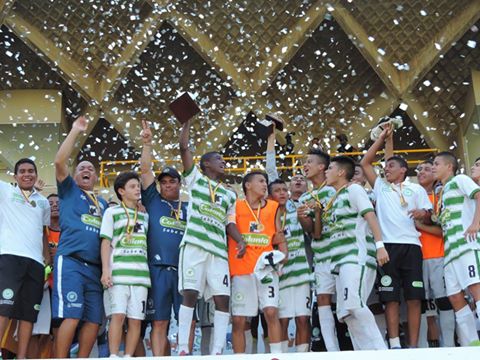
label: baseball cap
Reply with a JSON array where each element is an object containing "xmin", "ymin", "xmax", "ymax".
[{"xmin": 157, "ymin": 166, "xmax": 181, "ymax": 181}]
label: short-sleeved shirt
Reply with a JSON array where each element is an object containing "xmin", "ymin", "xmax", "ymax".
[
  {"xmin": 0, "ymin": 181, "xmax": 50, "ymax": 264},
  {"xmin": 56, "ymin": 176, "xmax": 107, "ymax": 265},
  {"xmin": 439, "ymin": 175, "xmax": 480, "ymax": 266},
  {"xmin": 419, "ymin": 192, "xmax": 444, "ymax": 259},
  {"xmin": 100, "ymin": 205, "xmax": 150, "ymax": 287},
  {"xmin": 142, "ymin": 183, "xmax": 187, "ymax": 267},
  {"xmin": 279, "ymin": 199, "xmax": 313, "ymax": 290},
  {"xmin": 299, "ymin": 185, "xmax": 336, "ymax": 263},
  {"xmin": 181, "ymin": 166, "xmax": 236, "ymax": 260},
  {"xmin": 373, "ymin": 177, "xmax": 432, "ymax": 246},
  {"xmin": 325, "ymin": 184, "xmax": 376, "ymax": 272}
]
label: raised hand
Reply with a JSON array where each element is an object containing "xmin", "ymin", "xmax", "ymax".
[
  {"xmin": 34, "ymin": 178, "xmax": 45, "ymax": 192},
  {"xmin": 380, "ymin": 122, "xmax": 393, "ymax": 141},
  {"xmin": 72, "ymin": 116, "xmax": 88, "ymax": 132},
  {"xmin": 141, "ymin": 120, "xmax": 153, "ymax": 145}
]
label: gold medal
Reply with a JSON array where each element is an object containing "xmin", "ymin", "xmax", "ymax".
[
  {"xmin": 257, "ymin": 223, "xmax": 265, "ymax": 232},
  {"xmin": 244, "ymin": 199, "xmax": 264, "ymax": 233},
  {"xmin": 125, "ymin": 233, "xmax": 132, "ymax": 242},
  {"xmin": 431, "ymin": 214, "xmax": 438, "ymax": 223},
  {"xmin": 122, "ymin": 202, "xmax": 138, "ymax": 241}
]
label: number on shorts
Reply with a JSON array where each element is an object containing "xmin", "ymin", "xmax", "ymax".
[
  {"xmin": 142, "ymin": 300, "xmax": 146, "ymax": 314},
  {"xmin": 268, "ymin": 286, "xmax": 275, "ymax": 298},
  {"xmin": 468, "ymin": 265, "xmax": 476, "ymax": 278},
  {"xmin": 223, "ymin": 275, "xmax": 229, "ymax": 287},
  {"xmin": 306, "ymin": 296, "xmax": 311, "ymax": 309},
  {"xmin": 428, "ymin": 299, "xmax": 436, "ymax": 311},
  {"xmin": 343, "ymin": 288, "xmax": 348, "ymax": 301}
]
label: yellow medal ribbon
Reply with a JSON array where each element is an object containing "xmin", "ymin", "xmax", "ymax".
[
  {"xmin": 82, "ymin": 190, "xmax": 101, "ymax": 214},
  {"xmin": 431, "ymin": 186, "xmax": 444, "ymax": 222},
  {"xmin": 307, "ymin": 181, "xmax": 326, "ymax": 208},
  {"xmin": 208, "ymin": 179, "xmax": 222, "ymax": 204},
  {"xmin": 121, "ymin": 202, "xmax": 138, "ymax": 239},
  {"xmin": 164, "ymin": 198, "xmax": 182, "ymax": 221},
  {"xmin": 390, "ymin": 182, "xmax": 408, "ymax": 207},
  {"xmin": 244, "ymin": 199, "xmax": 264, "ymax": 231},
  {"xmin": 322, "ymin": 185, "xmax": 348, "ymax": 220},
  {"xmin": 281, "ymin": 210, "xmax": 287, "ymax": 231},
  {"xmin": 20, "ymin": 188, "xmax": 36, "ymax": 207}
]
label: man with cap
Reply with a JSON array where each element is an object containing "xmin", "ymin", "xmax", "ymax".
[{"xmin": 140, "ymin": 120, "xmax": 189, "ymax": 356}]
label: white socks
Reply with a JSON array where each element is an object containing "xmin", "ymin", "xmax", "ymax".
[
  {"xmin": 178, "ymin": 305, "xmax": 194, "ymax": 354},
  {"xmin": 455, "ymin": 305, "xmax": 479, "ymax": 346},
  {"xmin": 296, "ymin": 343, "xmax": 309, "ymax": 352},
  {"xmin": 211, "ymin": 310, "xmax": 230, "ymax": 355},
  {"xmin": 244, "ymin": 329, "xmax": 253, "ymax": 354},
  {"xmin": 439, "ymin": 310, "xmax": 455, "ymax": 347},
  {"xmin": 318, "ymin": 305, "xmax": 340, "ymax": 351},
  {"xmin": 280, "ymin": 340, "xmax": 288, "ymax": 352},
  {"xmin": 347, "ymin": 308, "xmax": 387, "ymax": 350},
  {"xmin": 270, "ymin": 342, "xmax": 283, "ymax": 353},
  {"xmin": 389, "ymin": 337, "xmax": 401, "ymax": 349}
]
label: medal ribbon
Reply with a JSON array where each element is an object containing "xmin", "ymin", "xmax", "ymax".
[
  {"xmin": 162, "ymin": 198, "xmax": 182, "ymax": 221},
  {"xmin": 433, "ymin": 186, "xmax": 444, "ymax": 218},
  {"xmin": 121, "ymin": 202, "xmax": 138, "ymax": 236},
  {"xmin": 244, "ymin": 199, "xmax": 262, "ymax": 227},
  {"xmin": 390, "ymin": 182, "xmax": 407, "ymax": 207},
  {"xmin": 82, "ymin": 190, "xmax": 101, "ymax": 214},
  {"xmin": 307, "ymin": 181, "xmax": 326, "ymax": 208},
  {"xmin": 20, "ymin": 188, "xmax": 35, "ymax": 207},
  {"xmin": 208, "ymin": 179, "xmax": 222, "ymax": 204},
  {"xmin": 323, "ymin": 185, "xmax": 348, "ymax": 219},
  {"xmin": 281, "ymin": 210, "xmax": 287, "ymax": 231}
]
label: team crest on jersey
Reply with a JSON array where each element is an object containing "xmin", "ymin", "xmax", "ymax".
[
  {"xmin": 283, "ymin": 226, "xmax": 291, "ymax": 237},
  {"xmin": 133, "ymin": 222, "xmax": 145, "ymax": 233},
  {"xmin": 214, "ymin": 194, "xmax": 223, "ymax": 206},
  {"xmin": 88, "ymin": 205, "xmax": 100, "ymax": 216}
]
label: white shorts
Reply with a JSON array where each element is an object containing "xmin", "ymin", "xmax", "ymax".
[
  {"xmin": 105, "ymin": 285, "xmax": 148, "ymax": 320},
  {"xmin": 313, "ymin": 261, "xmax": 335, "ymax": 295},
  {"xmin": 444, "ymin": 250, "xmax": 480, "ymax": 297},
  {"xmin": 178, "ymin": 244, "xmax": 230, "ymax": 300},
  {"xmin": 335, "ymin": 264, "xmax": 376, "ymax": 320},
  {"xmin": 423, "ymin": 257, "xmax": 447, "ymax": 299},
  {"xmin": 278, "ymin": 283, "xmax": 311, "ymax": 319},
  {"xmin": 33, "ymin": 286, "xmax": 51, "ymax": 335},
  {"xmin": 232, "ymin": 273, "xmax": 279, "ymax": 317}
]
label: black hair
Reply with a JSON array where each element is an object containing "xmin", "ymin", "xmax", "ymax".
[
  {"xmin": 200, "ymin": 151, "xmax": 221, "ymax": 172},
  {"xmin": 307, "ymin": 148, "xmax": 330, "ymax": 168},
  {"xmin": 435, "ymin": 151, "xmax": 459, "ymax": 174},
  {"xmin": 420, "ymin": 159, "xmax": 433, "ymax": 166},
  {"xmin": 331, "ymin": 156, "xmax": 355, "ymax": 181},
  {"xmin": 47, "ymin": 193, "xmax": 58, "ymax": 200},
  {"xmin": 114, "ymin": 171, "xmax": 140, "ymax": 201},
  {"xmin": 475, "ymin": 156, "xmax": 480, "ymax": 163},
  {"xmin": 242, "ymin": 171, "xmax": 268, "ymax": 194},
  {"xmin": 14, "ymin": 158, "xmax": 37, "ymax": 175},
  {"xmin": 268, "ymin": 179, "xmax": 287, "ymax": 195}
]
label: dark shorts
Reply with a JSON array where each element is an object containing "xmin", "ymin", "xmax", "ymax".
[
  {"xmin": 147, "ymin": 265, "xmax": 182, "ymax": 321},
  {"xmin": 0, "ymin": 254, "xmax": 44, "ymax": 322},
  {"xmin": 378, "ymin": 243, "xmax": 425, "ymax": 302},
  {"xmin": 52, "ymin": 255, "xmax": 103, "ymax": 324}
]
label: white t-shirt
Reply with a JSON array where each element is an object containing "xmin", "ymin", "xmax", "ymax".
[
  {"xmin": 0, "ymin": 181, "xmax": 50, "ymax": 264},
  {"xmin": 373, "ymin": 177, "xmax": 432, "ymax": 246}
]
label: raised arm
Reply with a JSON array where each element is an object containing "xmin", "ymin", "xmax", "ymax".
[
  {"xmin": 265, "ymin": 125, "xmax": 279, "ymax": 182},
  {"xmin": 179, "ymin": 120, "xmax": 194, "ymax": 172},
  {"xmin": 140, "ymin": 120, "xmax": 155, "ymax": 189},
  {"xmin": 360, "ymin": 124, "xmax": 392, "ymax": 187},
  {"xmin": 54, "ymin": 116, "xmax": 88, "ymax": 182},
  {"xmin": 384, "ymin": 124, "xmax": 394, "ymax": 160}
]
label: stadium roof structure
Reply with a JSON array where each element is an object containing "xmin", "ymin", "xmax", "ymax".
[{"xmin": 1, "ymin": 0, "xmax": 479, "ymax": 168}]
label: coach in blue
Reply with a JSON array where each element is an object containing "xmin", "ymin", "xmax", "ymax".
[
  {"xmin": 53, "ymin": 116, "xmax": 108, "ymax": 358},
  {"xmin": 140, "ymin": 120, "xmax": 189, "ymax": 356}
]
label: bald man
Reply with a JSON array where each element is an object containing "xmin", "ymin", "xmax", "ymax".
[{"xmin": 53, "ymin": 116, "xmax": 108, "ymax": 358}]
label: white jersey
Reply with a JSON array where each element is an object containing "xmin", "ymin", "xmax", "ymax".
[
  {"xmin": 326, "ymin": 184, "xmax": 376, "ymax": 272},
  {"xmin": 181, "ymin": 166, "xmax": 236, "ymax": 260},
  {"xmin": 439, "ymin": 174, "xmax": 480, "ymax": 266},
  {"xmin": 373, "ymin": 177, "xmax": 432, "ymax": 245},
  {"xmin": 0, "ymin": 181, "xmax": 50, "ymax": 264},
  {"xmin": 279, "ymin": 199, "xmax": 313, "ymax": 290}
]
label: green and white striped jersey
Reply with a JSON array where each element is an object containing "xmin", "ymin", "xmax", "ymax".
[
  {"xmin": 181, "ymin": 166, "xmax": 236, "ymax": 260},
  {"xmin": 279, "ymin": 199, "xmax": 313, "ymax": 290},
  {"xmin": 324, "ymin": 184, "xmax": 376, "ymax": 272},
  {"xmin": 299, "ymin": 184, "xmax": 336, "ymax": 264},
  {"xmin": 439, "ymin": 175, "xmax": 480, "ymax": 265},
  {"xmin": 100, "ymin": 206, "xmax": 150, "ymax": 287}
]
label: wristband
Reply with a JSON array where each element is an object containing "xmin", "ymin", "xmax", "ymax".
[{"xmin": 375, "ymin": 241, "xmax": 385, "ymax": 250}]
